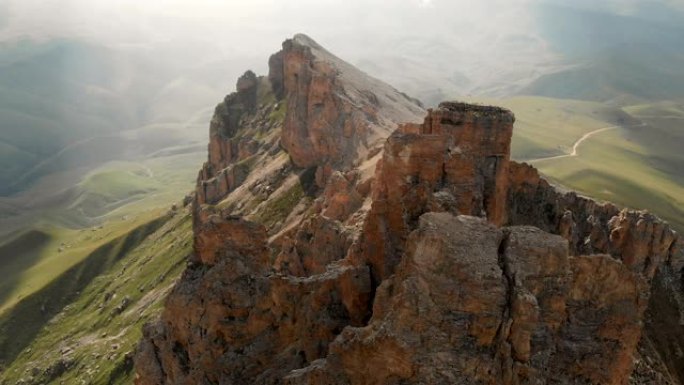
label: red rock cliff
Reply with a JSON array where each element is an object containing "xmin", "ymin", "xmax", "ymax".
[
  {"xmin": 135, "ymin": 35, "xmax": 684, "ymax": 385},
  {"xmin": 270, "ymin": 34, "xmax": 424, "ymax": 172},
  {"xmin": 358, "ymin": 102, "xmax": 514, "ymax": 281}
]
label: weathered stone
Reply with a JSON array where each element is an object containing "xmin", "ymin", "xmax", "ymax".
[
  {"xmin": 271, "ymin": 34, "xmax": 423, "ymax": 169},
  {"xmin": 135, "ymin": 214, "xmax": 371, "ymax": 385},
  {"xmin": 507, "ymin": 162, "xmax": 679, "ymax": 279},
  {"xmin": 135, "ymin": 34, "xmax": 684, "ymax": 385},
  {"xmin": 357, "ymin": 102, "xmax": 514, "ymax": 281}
]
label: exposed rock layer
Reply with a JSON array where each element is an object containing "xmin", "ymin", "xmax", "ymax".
[
  {"xmin": 270, "ymin": 34, "xmax": 424, "ymax": 171},
  {"xmin": 358, "ymin": 102, "xmax": 514, "ymax": 281},
  {"xmin": 196, "ymin": 71, "xmax": 274, "ymax": 205},
  {"xmin": 135, "ymin": 35, "xmax": 684, "ymax": 385}
]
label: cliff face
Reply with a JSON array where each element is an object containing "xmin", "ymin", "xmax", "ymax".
[
  {"xmin": 358, "ymin": 103, "xmax": 514, "ymax": 281},
  {"xmin": 135, "ymin": 35, "xmax": 684, "ymax": 385},
  {"xmin": 196, "ymin": 69, "xmax": 271, "ymax": 206},
  {"xmin": 270, "ymin": 34, "xmax": 424, "ymax": 170}
]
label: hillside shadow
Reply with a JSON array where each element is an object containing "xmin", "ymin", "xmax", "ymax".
[
  {"xmin": 0, "ymin": 230, "xmax": 52, "ymax": 308},
  {"xmin": 0, "ymin": 214, "xmax": 169, "ymax": 366}
]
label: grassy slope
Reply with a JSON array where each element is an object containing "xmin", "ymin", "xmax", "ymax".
[
  {"xmin": 0, "ymin": 212, "xmax": 160, "ymax": 317},
  {"xmin": 0, "ymin": 36, "xmax": 226, "ymax": 385},
  {"xmin": 533, "ymin": 127, "xmax": 684, "ymax": 231},
  {"xmin": 0, "ymin": 150, "xmax": 202, "ymax": 316},
  {"xmin": 0, "ymin": 207, "xmax": 192, "ymax": 385}
]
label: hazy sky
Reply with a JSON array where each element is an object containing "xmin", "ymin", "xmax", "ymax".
[
  {"xmin": 3, "ymin": 0, "xmax": 682, "ymax": 42},
  {"xmin": 0, "ymin": 0, "xmax": 682, "ymax": 100},
  {"xmin": 0, "ymin": 0, "xmax": 538, "ymax": 49}
]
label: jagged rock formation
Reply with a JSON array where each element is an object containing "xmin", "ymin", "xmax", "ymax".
[
  {"xmin": 357, "ymin": 103, "xmax": 515, "ymax": 281},
  {"xmin": 135, "ymin": 35, "xmax": 684, "ymax": 385},
  {"xmin": 196, "ymin": 70, "xmax": 273, "ymax": 206},
  {"xmin": 269, "ymin": 34, "xmax": 423, "ymax": 171}
]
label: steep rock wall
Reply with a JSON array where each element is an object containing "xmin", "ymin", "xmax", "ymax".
[{"xmin": 135, "ymin": 35, "xmax": 684, "ymax": 385}]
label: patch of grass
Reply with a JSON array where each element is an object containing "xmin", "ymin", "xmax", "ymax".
[
  {"xmin": 234, "ymin": 155, "xmax": 258, "ymax": 177},
  {"xmin": 0, "ymin": 231, "xmax": 52, "ymax": 308},
  {"xmin": 0, "ymin": 209, "xmax": 193, "ymax": 385},
  {"xmin": 253, "ymin": 182, "xmax": 305, "ymax": 230},
  {"xmin": 268, "ymin": 101, "xmax": 287, "ymax": 126},
  {"xmin": 80, "ymin": 170, "xmax": 158, "ymax": 200},
  {"xmin": 70, "ymin": 168, "xmax": 160, "ymax": 218}
]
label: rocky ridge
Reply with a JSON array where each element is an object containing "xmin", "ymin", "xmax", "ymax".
[{"xmin": 135, "ymin": 35, "xmax": 684, "ymax": 385}]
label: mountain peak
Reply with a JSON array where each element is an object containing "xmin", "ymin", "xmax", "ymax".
[
  {"xmin": 268, "ymin": 34, "xmax": 424, "ymax": 171},
  {"xmin": 134, "ymin": 35, "xmax": 682, "ymax": 385},
  {"xmin": 291, "ymin": 33, "xmax": 321, "ymax": 49}
]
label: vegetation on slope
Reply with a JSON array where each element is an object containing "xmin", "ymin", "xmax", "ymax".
[
  {"xmin": 0, "ymin": 150, "xmax": 203, "ymax": 316},
  {"xmin": 0, "ymin": 206, "xmax": 193, "ymax": 385},
  {"xmin": 531, "ymin": 102, "xmax": 684, "ymax": 232}
]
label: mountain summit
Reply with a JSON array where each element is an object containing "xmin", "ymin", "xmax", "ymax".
[{"xmin": 134, "ymin": 35, "xmax": 684, "ymax": 385}]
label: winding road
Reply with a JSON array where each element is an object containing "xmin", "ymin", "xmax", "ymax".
[{"xmin": 527, "ymin": 122, "xmax": 647, "ymax": 163}]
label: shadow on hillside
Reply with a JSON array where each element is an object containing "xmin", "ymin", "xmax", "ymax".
[
  {"xmin": 0, "ymin": 214, "xmax": 170, "ymax": 366},
  {"xmin": 0, "ymin": 230, "xmax": 52, "ymax": 308}
]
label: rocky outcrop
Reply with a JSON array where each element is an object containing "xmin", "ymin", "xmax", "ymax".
[
  {"xmin": 270, "ymin": 34, "xmax": 424, "ymax": 173},
  {"xmin": 136, "ymin": 209, "xmax": 372, "ymax": 384},
  {"xmin": 287, "ymin": 214, "xmax": 648, "ymax": 385},
  {"xmin": 195, "ymin": 71, "xmax": 280, "ymax": 205},
  {"xmin": 358, "ymin": 102, "xmax": 514, "ymax": 281},
  {"xmin": 507, "ymin": 161, "xmax": 681, "ymax": 278},
  {"xmin": 135, "ymin": 34, "xmax": 684, "ymax": 385}
]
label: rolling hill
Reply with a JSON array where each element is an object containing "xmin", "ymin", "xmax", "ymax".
[
  {"xmin": 0, "ymin": 1, "xmax": 682, "ymax": 383},
  {"xmin": 0, "ymin": 38, "xmax": 215, "ymax": 337}
]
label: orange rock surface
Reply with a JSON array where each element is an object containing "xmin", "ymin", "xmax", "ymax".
[{"xmin": 135, "ymin": 35, "xmax": 684, "ymax": 385}]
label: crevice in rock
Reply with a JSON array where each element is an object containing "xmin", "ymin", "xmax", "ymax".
[
  {"xmin": 363, "ymin": 262, "xmax": 380, "ymax": 325},
  {"xmin": 497, "ymin": 229, "xmax": 514, "ymax": 325},
  {"xmin": 298, "ymin": 166, "xmax": 319, "ymax": 197},
  {"xmin": 172, "ymin": 342, "xmax": 191, "ymax": 374},
  {"xmin": 151, "ymin": 339, "xmax": 168, "ymax": 382},
  {"xmin": 495, "ymin": 229, "xmax": 515, "ymax": 382}
]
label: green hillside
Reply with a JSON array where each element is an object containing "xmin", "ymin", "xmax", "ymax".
[
  {"xmin": 0, "ymin": 39, "xmax": 220, "ymax": 196},
  {"xmin": 532, "ymin": 125, "xmax": 684, "ymax": 232},
  {"xmin": 0, "ymin": 207, "xmax": 192, "ymax": 385},
  {"xmin": 0, "ymin": 149, "xmax": 203, "ymax": 316}
]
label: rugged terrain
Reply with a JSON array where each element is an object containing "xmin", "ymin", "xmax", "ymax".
[{"xmin": 134, "ymin": 35, "xmax": 684, "ymax": 384}]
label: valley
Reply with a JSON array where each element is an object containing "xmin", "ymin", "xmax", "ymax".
[{"xmin": 0, "ymin": 1, "xmax": 682, "ymax": 383}]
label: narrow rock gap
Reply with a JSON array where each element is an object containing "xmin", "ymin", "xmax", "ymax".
[
  {"xmin": 494, "ymin": 229, "xmax": 515, "ymax": 380},
  {"xmin": 497, "ymin": 230, "xmax": 514, "ymax": 321},
  {"xmin": 363, "ymin": 263, "xmax": 380, "ymax": 325},
  {"xmin": 151, "ymin": 339, "xmax": 168, "ymax": 381}
]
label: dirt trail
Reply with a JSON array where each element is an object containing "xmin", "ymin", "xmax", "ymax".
[{"xmin": 528, "ymin": 122, "xmax": 646, "ymax": 163}]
